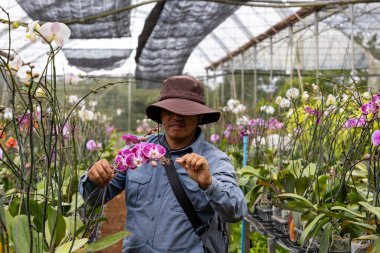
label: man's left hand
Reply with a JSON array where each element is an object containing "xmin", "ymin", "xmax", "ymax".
[{"xmin": 176, "ymin": 153, "xmax": 212, "ymax": 189}]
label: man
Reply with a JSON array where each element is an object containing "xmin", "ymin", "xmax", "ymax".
[{"xmin": 79, "ymin": 76, "xmax": 247, "ymax": 252}]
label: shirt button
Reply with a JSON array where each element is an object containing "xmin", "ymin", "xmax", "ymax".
[
  {"xmin": 157, "ymin": 194, "xmax": 161, "ymax": 198},
  {"xmin": 151, "ymin": 217, "xmax": 154, "ymax": 221}
]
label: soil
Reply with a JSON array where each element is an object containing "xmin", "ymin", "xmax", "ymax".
[{"xmin": 99, "ymin": 191, "xmax": 127, "ymax": 253}]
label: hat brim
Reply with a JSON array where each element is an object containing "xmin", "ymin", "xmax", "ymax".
[{"xmin": 146, "ymin": 98, "xmax": 220, "ymax": 125}]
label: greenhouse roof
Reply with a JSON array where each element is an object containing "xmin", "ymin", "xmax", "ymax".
[{"xmin": 1, "ymin": 0, "xmax": 380, "ymax": 87}]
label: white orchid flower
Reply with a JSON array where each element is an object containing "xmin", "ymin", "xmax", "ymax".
[
  {"xmin": 275, "ymin": 96, "xmax": 283, "ymax": 105},
  {"xmin": 9, "ymin": 55, "xmax": 23, "ymax": 70},
  {"xmin": 17, "ymin": 65, "xmax": 32, "ymax": 84},
  {"xmin": 326, "ymin": 94, "xmax": 337, "ymax": 106},
  {"xmin": 286, "ymin": 88, "xmax": 299, "ymax": 99},
  {"xmin": 116, "ymin": 109, "xmax": 123, "ymax": 116},
  {"xmin": 35, "ymin": 87, "xmax": 46, "ymax": 98},
  {"xmin": 39, "ymin": 22, "xmax": 71, "ymax": 47},
  {"xmin": 362, "ymin": 92, "xmax": 371, "ymax": 100},
  {"xmin": 68, "ymin": 95, "xmax": 79, "ymax": 104},
  {"xmin": 26, "ymin": 20, "xmax": 40, "ymax": 42},
  {"xmin": 3, "ymin": 108, "xmax": 13, "ymax": 120},
  {"xmin": 279, "ymin": 98, "xmax": 290, "ymax": 108},
  {"xmin": 301, "ymin": 91, "xmax": 309, "ymax": 101}
]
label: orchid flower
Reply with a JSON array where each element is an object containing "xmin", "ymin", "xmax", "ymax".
[
  {"xmin": 371, "ymin": 130, "xmax": 380, "ymax": 146},
  {"xmin": 39, "ymin": 22, "xmax": 71, "ymax": 47},
  {"xmin": 26, "ymin": 20, "xmax": 40, "ymax": 42}
]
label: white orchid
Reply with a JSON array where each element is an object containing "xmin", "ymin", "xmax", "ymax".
[
  {"xmin": 312, "ymin": 83, "xmax": 319, "ymax": 91},
  {"xmin": 301, "ymin": 91, "xmax": 309, "ymax": 101},
  {"xmin": 279, "ymin": 98, "xmax": 290, "ymax": 108},
  {"xmin": 9, "ymin": 55, "xmax": 23, "ymax": 70},
  {"xmin": 287, "ymin": 108, "xmax": 294, "ymax": 118},
  {"xmin": 326, "ymin": 94, "xmax": 337, "ymax": 106},
  {"xmin": 236, "ymin": 116, "xmax": 249, "ymax": 126},
  {"xmin": 116, "ymin": 108, "xmax": 123, "ymax": 116},
  {"xmin": 78, "ymin": 108, "xmax": 95, "ymax": 121},
  {"xmin": 26, "ymin": 20, "xmax": 40, "ymax": 42},
  {"xmin": 89, "ymin": 100, "xmax": 98, "ymax": 107},
  {"xmin": 232, "ymin": 104, "xmax": 246, "ymax": 114},
  {"xmin": 362, "ymin": 92, "xmax": 371, "ymax": 100},
  {"xmin": 17, "ymin": 65, "xmax": 32, "ymax": 84},
  {"xmin": 68, "ymin": 95, "xmax": 79, "ymax": 104},
  {"xmin": 39, "ymin": 22, "xmax": 71, "ymax": 47},
  {"xmin": 3, "ymin": 108, "xmax": 13, "ymax": 120},
  {"xmin": 286, "ymin": 88, "xmax": 299, "ymax": 99},
  {"xmin": 35, "ymin": 87, "xmax": 46, "ymax": 98},
  {"xmin": 260, "ymin": 105, "xmax": 275, "ymax": 115},
  {"xmin": 275, "ymin": 96, "xmax": 283, "ymax": 105}
]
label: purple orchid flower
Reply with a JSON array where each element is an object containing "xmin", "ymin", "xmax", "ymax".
[
  {"xmin": 210, "ymin": 134, "xmax": 220, "ymax": 143},
  {"xmin": 86, "ymin": 140, "xmax": 97, "ymax": 151},
  {"xmin": 122, "ymin": 134, "xmax": 140, "ymax": 145},
  {"xmin": 372, "ymin": 130, "xmax": 380, "ymax": 146}
]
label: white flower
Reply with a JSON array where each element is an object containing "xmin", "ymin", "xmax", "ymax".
[
  {"xmin": 279, "ymin": 98, "xmax": 290, "ymax": 108},
  {"xmin": 301, "ymin": 91, "xmax": 309, "ymax": 101},
  {"xmin": 17, "ymin": 65, "xmax": 31, "ymax": 84},
  {"xmin": 236, "ymin": 116, "xmax": 249, "ymax": 126},
  {"xmin": 232, "ymin": 104, "xmax": 246, "ymax": 114},
  {"xmin": 275, "ymin": 96, "xmax": 283, "ymax": 105},
  {"xmin": 265, "ymin": 106, "xmax": 275, "ymax": 115},
  {"xmin": 89, "ymin": 100, "xmax": 98, "ymax": 107},
  {"xmin": 116, "ymin": 108, "xmax": 123, "ymax": 116},
  {"xmin": 9, "ymin": 55, "xmax": 23, "ymax": 70},
  {"xmin": 326, "ymin": 94, "xmax": 336, "ymax": 106},
  {"xmin": 227, "ymin": 99, "xmax": 240, "ymax": 108},
  {"xmin": 39, "ymin": 22, "xmax": 71, "ymax": 47},
  {"xmin": 362, "ymin": 92, "xmax": 371, "ymax": 99},
  {"xmin": 341, "ymin": 94, "xmax": 349, "ymax": 103},
  {"xmin": 26, "ymin": 20, "xmax": 40, "ymax": 42},
  {"xmin": 286, "ymin": 88, "xmax": 299, "ymax": 99},
  {"xmin": 78, "ymin": 109, "xmax": 95, "ymax": 121},
  {"xmin": 252, "ymin": 136, "xmax": 266, "ymax": 147},
  {"xmin": 3, "ymin": 108, "xmax": 12, "ymax": 120},
  {"xmin": 68, "ymin": 95, "xmax": 79, "ymax": 104},
  {"xmin": 312, "ymin": 83, "xmax": 319, "ymax": 91}
]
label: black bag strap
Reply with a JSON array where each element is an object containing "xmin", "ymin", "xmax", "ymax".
[{"xmin": 162, "ymin": 149, "xmax": 208, "ymax": 236}]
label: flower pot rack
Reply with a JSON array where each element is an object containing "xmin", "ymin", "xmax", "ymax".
[{"xmin": 245, "ymin": 212, "xmax": 318, "ymax": 253}]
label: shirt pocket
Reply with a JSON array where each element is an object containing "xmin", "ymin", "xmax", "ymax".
[
  {"xmin": 173, "ymin": 174, "xmax": 209, "ymax": 212},
  {"xmin": 127, "ymin": 170, "xmax": 152, "ymax": 205}
]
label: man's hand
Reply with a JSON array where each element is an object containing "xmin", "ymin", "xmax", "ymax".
[
  {"xmin": 87, "ymin": 159, "xmax": 114, "ymax": 186},
  {"xmin": 176, "ymin": 153, "xmax": 212, "ymax": 189}
]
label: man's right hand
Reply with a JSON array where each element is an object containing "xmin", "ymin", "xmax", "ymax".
[{"xmin": 87, "ymin": 159, "xmax": 114, "ymax": 186}]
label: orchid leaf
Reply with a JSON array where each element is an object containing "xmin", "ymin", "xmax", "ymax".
[
  {"xmin": 87, "ymin": 230, "xmax": 131, "ymax": 252},
  {"xmin": 300, "ymin": 213, "xmax": 325, "ymax": 245},
  {"xmin": 358, "ymin": 202, "xmax": 380, "ymax": 220},
  {"xmin": 278, "ymin": 193, "xmax": 316, "ymax": 210}
]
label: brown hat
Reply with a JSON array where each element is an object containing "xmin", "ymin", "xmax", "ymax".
[{"xmin": 146, "ymin": 76, "xmax": 220, "ymax": 125}]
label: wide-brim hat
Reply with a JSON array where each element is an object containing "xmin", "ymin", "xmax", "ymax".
[{"xmin": 146, "ymin": 76, "xmax": 220, "ymax": 125}]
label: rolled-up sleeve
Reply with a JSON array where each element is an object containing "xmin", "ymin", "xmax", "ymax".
[
  {"xmin": 202, "ymin": 156, "xmax": 247, "ymax": 222},
  {"xmin": 79, "ymin": 170, "xmax": 127, "ymax": 207}
]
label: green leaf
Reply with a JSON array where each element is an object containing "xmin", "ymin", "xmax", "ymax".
[
  {"xmin": 371, "ymin": 238, "xmax": 380, "ymax": 253},
  {"xmin": 10, "ymin": 215, "xmax": 43, "ymax": 253},
  {"xmin": 277, "ymin": 193, "xmax": 316, "ymax": 210},
  {"xmin": 47, "ymin": 206, "xmax": 66, "ymax": 247},
  {"xmin": 345, "ymin": 220, "xmax": 376, "ymax": 232},
  {"xmin": 87, "ymin": 230, "xmax": 131, "ymax": 252},
  {"xmin": 331, "ymin": 206, "xmax": 366, "ymax": 218},
  {"xmin": 295, "ymin": 177, "xmax": 309, "ymax": 195},
  {"xmin": 359, "ymin": 202, "xmax": 380, "ymax": 220},
  {"xmin": 314, "ymin": 175, "xmax": 329, "ymax": 202},
  {"xmin": 55, "ymin": 238, "xmax": 88, "ymax": 253},
  {"xmin": 278, "ymin": 170, "xmax": 296, "ymax": 193},
  {"xmin": 300, "ymin": 213, "xmax": 325, "ymax": 245},
  {"xmin": 319, "ymin": 223, "xmax": 332, "ymax": 253}
]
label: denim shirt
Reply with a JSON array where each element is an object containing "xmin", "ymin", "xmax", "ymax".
[{"xmin": 79, "ymin": 130, "xmax": 247, "ymax": 253}]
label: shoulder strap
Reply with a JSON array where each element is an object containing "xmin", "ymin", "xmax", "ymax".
[{"xmin": 162, "ymin": 150, "xmax": 208, "ymax": 236}]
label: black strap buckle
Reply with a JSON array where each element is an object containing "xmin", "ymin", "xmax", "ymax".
[{"xmin": 195, "ymin": 224, "xmax": 208, "ymax": 235}]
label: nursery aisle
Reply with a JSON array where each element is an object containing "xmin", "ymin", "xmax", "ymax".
[{"xmin": 100, "ymin": 191, "xmax": 127, "ymax": 253}]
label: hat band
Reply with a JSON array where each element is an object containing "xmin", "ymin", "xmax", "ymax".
[{"xmin": 159, "ymin": 93, "xmax": 205, "ymax": 105}]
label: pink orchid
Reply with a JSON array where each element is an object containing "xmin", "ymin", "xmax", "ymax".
[
  {"xmin": 210, "ymin": 134, "xmax": 220, "ymax": 143},
  {"xmin": 372, "ymin": 130, "xmax": 380, "ymax": 146},
  {"xmin": 39, "ymin": 22, "xmax": 71, "ymax": 47},
  {"xmin": 122, "ymin": 134, "xmax": 140, "ymax": 145}
]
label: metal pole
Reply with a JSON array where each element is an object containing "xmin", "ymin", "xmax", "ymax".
[
  {"xmin": 241, "ymin": 130, "xmax": 249, "ymax": 253},
  {"xmin": 206, "ymin": 69, "xmax": 210, "ymax": 105},
  {"xmin": 241, "ymin": 52, "xmax": 245, "ymax": 104},
  {"xmin": 315, "ymin": 11, "xmax": 320, "ymax": 86},
  {"xmin": 127, "ymin": 75, "xmax": 132, "ymax": 132},
  {"xmin": 230, "ymin": 59, "xmax": 237, "ymax": 99},
  {"xmin": 253, "ymin": 45, "xmax": 258, "ymax": 106},
  {"xmin": 350, "ymin": 4, "xmax": 356, "ymax": 81},
  {"xmin": 289, "ymin": 25, "xmax": 294, "ymax": 88},
  {"xmin": 270, "ymin": 37, "xmax": 273, "ymax": 91}
]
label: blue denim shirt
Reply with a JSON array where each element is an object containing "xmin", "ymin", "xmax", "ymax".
[{"xmin": 79, "ymin": 130, "xmax": 247, "ymax": 253}]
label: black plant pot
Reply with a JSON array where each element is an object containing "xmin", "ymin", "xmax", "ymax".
[{"xmin": 256, "ymin": 205, "xmax": 273, "ymax": 221}]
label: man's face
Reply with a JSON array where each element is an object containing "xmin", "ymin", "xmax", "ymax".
[{"xmin": 161, "ymin": 109, "xmax": 199, "ymax": 143}]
